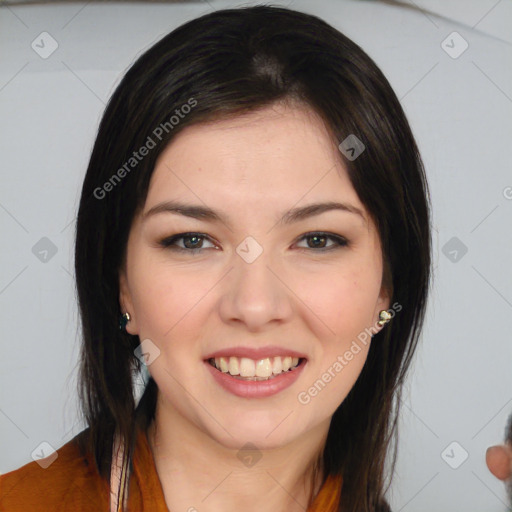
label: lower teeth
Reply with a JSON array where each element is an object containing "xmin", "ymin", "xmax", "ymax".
[{"xmin": 231, "ymin": 374, "xmax": 279, "ymax": 381}]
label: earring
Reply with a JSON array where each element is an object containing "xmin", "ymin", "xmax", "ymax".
[
  {"xmin": 119, "ymin": 312, "xmax": 131, "ymax": 331},
  {"xmin": 377, "ymin": 310, "xmax": 392, "ymax": 327}
]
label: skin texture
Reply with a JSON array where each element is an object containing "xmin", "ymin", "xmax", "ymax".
[{"xmin": 119, "ymin": 102, "xmax": 390, "ymax": 511}]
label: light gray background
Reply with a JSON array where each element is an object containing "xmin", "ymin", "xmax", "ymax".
[{"xmin": 1, "ymin": 1, "xmax": 511, "ymax": 510}]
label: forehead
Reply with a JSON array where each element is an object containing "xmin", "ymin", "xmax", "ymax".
[{"xmin": 144, "ymin": 103, "xmax": 365, "ymax": 221}]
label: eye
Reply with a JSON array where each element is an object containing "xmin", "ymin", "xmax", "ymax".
[
  {"xmin": 159, "ymin": 231, "xmax": 349, "ymax": 255},
  {"xmin": 295, "ymin": 232, "xmax": 348, "ymax": 251},
  {"xmin": 159, "ymin": 232, "xmax": 218, "ymax": 254}
]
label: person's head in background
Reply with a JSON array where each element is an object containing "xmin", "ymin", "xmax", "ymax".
[
  {"xmin": 73, "ymin": 5, "xmax": 432, "ymax": 511},
  {"xmin": 487, "ymin": 412, "xmax": 512, "ymax": 504}
]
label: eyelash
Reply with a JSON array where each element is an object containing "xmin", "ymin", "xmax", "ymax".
[{"xmin": 158, "ymin": 231, "xmax": 349, "ymax": 254}]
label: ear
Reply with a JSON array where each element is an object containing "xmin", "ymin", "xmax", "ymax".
[
  {"xmin": 119, "ymin": 266, "xmax": 139, "ymax": 335},
  {"xmin": 486, "ymin": 444, "xmax": 512, "ymax": 481}
]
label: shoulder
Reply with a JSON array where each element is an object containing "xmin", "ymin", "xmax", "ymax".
[{"xmin": 0, "ymin": 429, "xmax": 110, "ymax": 512}]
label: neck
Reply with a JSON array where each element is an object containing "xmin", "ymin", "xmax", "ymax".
[{"xmin": 146, "ymin": 396, "xmax": 329, "ymax": 512}]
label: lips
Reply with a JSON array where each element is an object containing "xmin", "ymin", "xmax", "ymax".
[
  {"xmin": 203, "ymin": 346, "xmax": 308, "ymax": 398},
  {"xmin": 204, "ymin": 357, "xmax": 306, "ymax": 398}
]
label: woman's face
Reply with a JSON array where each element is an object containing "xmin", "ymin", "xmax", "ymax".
[{"xmin": 119, "ymin": 102, "xmax": 390, "ymax": 450}]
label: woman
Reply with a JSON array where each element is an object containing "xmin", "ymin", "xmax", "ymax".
[{"xmin": 0, "ymin": 5, "xmax": 431, "ymax": 511}]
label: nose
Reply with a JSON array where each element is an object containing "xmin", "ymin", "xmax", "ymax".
[{"xmin": 217, "ymin": 248, "xmax": 294, "ymax": 332}]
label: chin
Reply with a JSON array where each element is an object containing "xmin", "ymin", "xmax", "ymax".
[{"xmin": 204, "ymin": 419, "xmax": 301, "ymax": 451}]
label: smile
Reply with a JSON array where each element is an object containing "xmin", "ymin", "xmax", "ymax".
[{"xmin": 208, "ymin": 356, "xmax": 302, "ymax": 381}]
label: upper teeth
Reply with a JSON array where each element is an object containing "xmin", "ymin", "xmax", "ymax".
[{"xmin": 211, "ymin": 356, "xmax": 300, "ymax": 377}]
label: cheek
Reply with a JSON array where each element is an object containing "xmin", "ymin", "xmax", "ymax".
[
  {"xmin": 129, "ymin": 260, "xmax": 211, "ymax": 341},
  {"xmin": 296, "ymin": 263, "xmax": 381, "ymax": 340}
]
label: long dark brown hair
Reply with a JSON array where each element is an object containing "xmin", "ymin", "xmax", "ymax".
[{"xmin": 74, "ymin": 5, "xmax": 432, "ymax": 511}]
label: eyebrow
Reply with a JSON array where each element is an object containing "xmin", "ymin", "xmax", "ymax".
[{"xmin": 142, "ymin": 200, "xmax": 366, "ymax": 227}]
